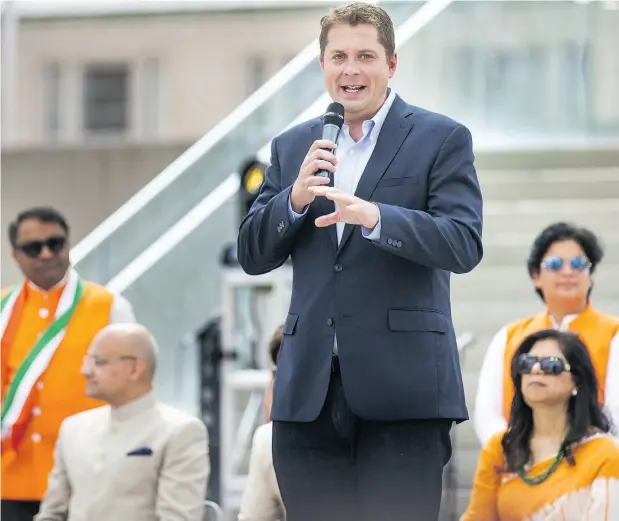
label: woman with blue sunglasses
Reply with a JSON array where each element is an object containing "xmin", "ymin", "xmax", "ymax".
[{"xmin": 474, "ymin": 222, "xmax": 619, "ymax": 446}]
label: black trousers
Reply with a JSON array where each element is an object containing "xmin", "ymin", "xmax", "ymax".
[
  {"xmin": 1, "ymin": 500, "xmax": 40, "ymax": 521},
  {"xmin": 272, "ymin": 362, "xmax": 453, "ymax": 521}
]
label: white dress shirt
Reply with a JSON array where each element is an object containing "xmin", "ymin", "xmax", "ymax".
[{"xmin": 287, "ymin": 89, "xmax": 397, "ymax": 354}]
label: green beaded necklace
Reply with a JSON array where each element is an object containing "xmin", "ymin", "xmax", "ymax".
[{"xmin": 517, "ymin": 446, "xmax": 566, "ymax": 486}]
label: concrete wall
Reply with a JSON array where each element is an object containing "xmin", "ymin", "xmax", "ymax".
[
  {"xmin": 0, "ymin": 141, "xmax": 191, "ymax": 285},
  {"xmin": 5, "ymin": 7, "xmax": 330, "ymax": 147}
]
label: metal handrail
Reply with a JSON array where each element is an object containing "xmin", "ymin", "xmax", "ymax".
[{"xmin": 204, "ymin": 499, "xmax": 223, "ymax": 521}]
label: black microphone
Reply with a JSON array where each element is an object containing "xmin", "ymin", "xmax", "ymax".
[{"xmin": 315, "ymin": 102, "xmax": 344, "ymax": 184}]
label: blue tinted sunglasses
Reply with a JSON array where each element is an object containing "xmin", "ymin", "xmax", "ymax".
[{"xmin": 541, "ymin": 256, "xmax": 591, "ymax": 272}]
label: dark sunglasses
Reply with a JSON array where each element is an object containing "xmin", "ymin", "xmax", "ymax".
[
  {"xmin": 517, "ymin": 354, "xmax": 571, "ymax": 375},
  {"xmin": 541, "ymin": 256, "xmax": 591, "ymax": 272},
  {"xmin": 15, "ymin": 236, "xmax": 67, "ymax": 258}
]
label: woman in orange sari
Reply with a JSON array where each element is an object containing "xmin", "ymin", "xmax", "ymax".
[{"xmin": 463, "ymin": 329, "xmax": 619, "ymax": 521}]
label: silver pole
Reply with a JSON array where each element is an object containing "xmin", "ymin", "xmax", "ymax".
[{"xmin": 1, "ymin": 0, "xmax": 19, "ymax": 146}]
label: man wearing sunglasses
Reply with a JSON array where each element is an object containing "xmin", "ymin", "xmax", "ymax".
[
  {"xmin": 1, "ymin": 207, "xmax": 136, "ymax": 521},
  {"xmin": 474, "ymin": 222, "xmax": 619, "ymax": 446}
]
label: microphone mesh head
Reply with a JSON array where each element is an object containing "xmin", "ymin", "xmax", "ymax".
[{"xmin": 324, "ymin": 102, "xmax": 344, "ymax": 128}]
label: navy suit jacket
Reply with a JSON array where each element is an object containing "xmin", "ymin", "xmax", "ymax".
[{"xmin": 237, "ymin": 95, "xmax": 483, "ymax": 423}]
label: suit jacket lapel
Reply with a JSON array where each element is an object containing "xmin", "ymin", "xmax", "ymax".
[
  {"xmin": 309, "ymin": 122, "xmax": 338, "ymax": 251},
  {"xmin": 337, "ymin": 96, "xmax": 414, "ymax": 254}
]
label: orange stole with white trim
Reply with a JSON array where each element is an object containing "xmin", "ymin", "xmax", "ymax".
[{"xmin": 1, "ymin": 281, "xmax": 113, "ymax": 501}]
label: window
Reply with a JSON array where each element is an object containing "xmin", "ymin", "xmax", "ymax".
[
  {"xmin": 83, "ymin": 63, "xmax": 130, "ymax": 134},
  {"xmin": 139, "ymin": 57, "xmax": 160, "ymax": 138},
  {"xmin": 42, "ymin": 62, "xmax": 62, "ymax": 140}
]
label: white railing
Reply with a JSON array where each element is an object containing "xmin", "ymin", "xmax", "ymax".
[{"xmin": 103, "ymin": 0, "xmax": 456, "ymax": 294}]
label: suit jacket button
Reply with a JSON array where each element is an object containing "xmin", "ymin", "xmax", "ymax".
[
  {"xmin": 387, "ymin": 238, "xmax": 393, "ymax": 245},
  {"xmin": 397, "ymin": 240, "xmax": 402, "ymax": 248},
  {"xmin": 326, "ymin": 318, "xmax": 333, "ymax": 326},
  {"xmin": 334, "ymin": 264, "xmax": 342, "ymax": 273}
]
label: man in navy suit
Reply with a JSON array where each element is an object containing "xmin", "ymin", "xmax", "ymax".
[{"xmin": 237, "ymin": 3, "xmax": 483, "ymax": 521}]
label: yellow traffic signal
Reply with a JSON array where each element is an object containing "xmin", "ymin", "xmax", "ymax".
[
  {"xmin": 244, "ymin": 165, "xmax": 264, "ymax": 195},
  {"xmin": 239, "ymin": 158, "xmax": 267, "ymax": 221}
]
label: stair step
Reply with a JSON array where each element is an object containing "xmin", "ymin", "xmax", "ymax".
[
  {"xmin": 478, "ymin": 167, "xmax": 619, "ymax": 184},
  {"xmin": 452, "ymin": 262, "xmax": 619, "ymax": 298},
  {"xmin": 478, "ymin": 168, "xmax": 619, "ymax": 200},
  {"xmin": 482, "ymin": 199, "xmax": 619, "ymax": 235}
]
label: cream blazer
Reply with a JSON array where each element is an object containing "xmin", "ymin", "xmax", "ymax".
[
  {"xmin": 238, "ymin": 422, "xmax": 285, "ymax": 521},
  {"xmin": 35, "ymin": 392, "xmax": 210, "ymax": 521}
]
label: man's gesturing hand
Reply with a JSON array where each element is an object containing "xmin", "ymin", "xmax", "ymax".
[
  {"xmin": 309, "ymin": 186, "xmax": 380, "ymax": 230},
  {"xmin": 289, "ymin": 140, "xmax": 337, "ymax": 213}
]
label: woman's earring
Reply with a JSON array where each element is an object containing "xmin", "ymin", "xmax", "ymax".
[{"xmin": 572, "ymin": 388, "xmax": 578, "ymax": 396}]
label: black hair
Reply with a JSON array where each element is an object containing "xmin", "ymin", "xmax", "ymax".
[
  {"xmin": 269, "ymin": 325, "xmax": 283, "ymax": 366},
  {"xmin": 500, "ymin": 329, "xmax": 611, "ymax": 473},
  {"xmin": 526, "ymin": 222, "xmax": 603, "ymax": 301},
  {"xmin": 8, "ymin": 207, "xmax": 70, "ymax": 248}
]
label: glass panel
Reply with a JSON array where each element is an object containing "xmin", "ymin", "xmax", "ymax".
[
  {"xmin": 390, "ymin": 0, "xmax": 619, "ymax": 146},
  {"xmin": 72, "ymin": 0, "xmax": 422, "ymax": 285}
]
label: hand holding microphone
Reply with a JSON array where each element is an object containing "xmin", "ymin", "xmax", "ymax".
[{"xmin": 290, "ymin": 102, "xmax": 345, "ymax": 213}]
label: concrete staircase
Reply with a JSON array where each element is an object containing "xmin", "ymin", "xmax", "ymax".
[{"xmin": 447, "ymin": 165, "xmax": 619, "ymax": 516}]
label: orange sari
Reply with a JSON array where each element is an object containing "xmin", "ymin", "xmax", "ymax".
[{"xmin": 462, "ymin": 431, "xmax": 619, "ymax": 521}]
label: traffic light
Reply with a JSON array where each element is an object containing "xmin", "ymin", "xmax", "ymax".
[{"xmin": 239, "ymin": 158, "xmax": 266, "ymax": 221}]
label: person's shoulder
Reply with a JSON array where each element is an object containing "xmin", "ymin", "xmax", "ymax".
[
  {"xmin": 273, "ymin": 117, "xmax": 322, "ymax": 144},
  {"xmin": 577, "ymin": 433, "xmax": 619, "ymax": 474},
  {"xmin": 581, "ymin": 433, "xmax": 619, "ymax": 455},
  {"xmin": 504, "ymin": 312, "xmax": 545, "ymax": 337},
  {"xmin": 81, "ymin": 279, "xmax": 116, "ymax": 300},
  {"xmin": 399, "ymin": 98, "xmax": 466, "ymax": 134},
  {"xmin": 252, "ymin": 421, "xmax": 273, "ymax": 446},
  {"xmin": 62, "ymin": 405, "xmax": 109, "ymax": 432},
  {"xmin": 588, "ymin": 306, "xmax": 619, "ymax": 330},
  {"xmin": 157, "ymin": 403, "xmax": 207, "ymax": 436},
  {"xmin": 485, "ymin": 430, "xmax": 506, "ymax": 452}
]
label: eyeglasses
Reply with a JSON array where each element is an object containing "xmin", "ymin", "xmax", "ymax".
[
  {"xmin": 15, "ymin": 236, "xmax": 67, "ymax": 258},
  {"xmin": 541, "ymin": 256, "xmax": 591, "ymax": 272},
  {"xmin": 517, "ymin": 354, "xmax": 571, "ymax": 375},
  {"xmin": 83, "ymin": 354, "xmax": 137, "ymax": 367}
]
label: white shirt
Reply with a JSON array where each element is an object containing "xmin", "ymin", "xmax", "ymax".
[
  {"xmin": 474, "ymin": 313, "xmax": 619, "ymax": 446},
  {"xmin": 287, "ymin": 89, "xmax": 397, "ymax": 354},
  {"xmin": 288, "ymin": 88, "xmax": 397, "ymax": 242}
]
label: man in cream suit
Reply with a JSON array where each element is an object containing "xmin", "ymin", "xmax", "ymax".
[{"xmin": 35, "ymin": 323, "xmax": 210, "ymax": 521}]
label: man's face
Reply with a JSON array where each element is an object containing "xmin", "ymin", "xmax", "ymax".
[
  {"xmin": 81, "ymin": 335, "xmax": 139, "ymax": 404},
  {"xmin": 12, "ymin": 219, "xmax": 70, "ymax": 289},
  {"xmin": 320, "ymin": 23, "xmax": 397, "ymax": 124}
]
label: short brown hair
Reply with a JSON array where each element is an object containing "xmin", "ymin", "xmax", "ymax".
[
  {"xmin": 319, "ymin": 2, "xmax": 395, "ymax": 60},
  {"xmin": 269, "ymin": 324, "xmax": 283, "ymax": 366}
]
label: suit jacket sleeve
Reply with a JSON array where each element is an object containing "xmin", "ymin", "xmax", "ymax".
[
  {"xmin": 237, "ymin": 136, "xmax": 308, "ymax": 275},
  {"xmin": 372, "ymin": 124, "xmax": 483, "ymax": 273},
  {"xmin": 35, "ymin": 422, "xmax": 71, "ymax": 521},
  {"xmin": 156, "ymin": 418, "xmax": 210, "ymax": 521}
]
